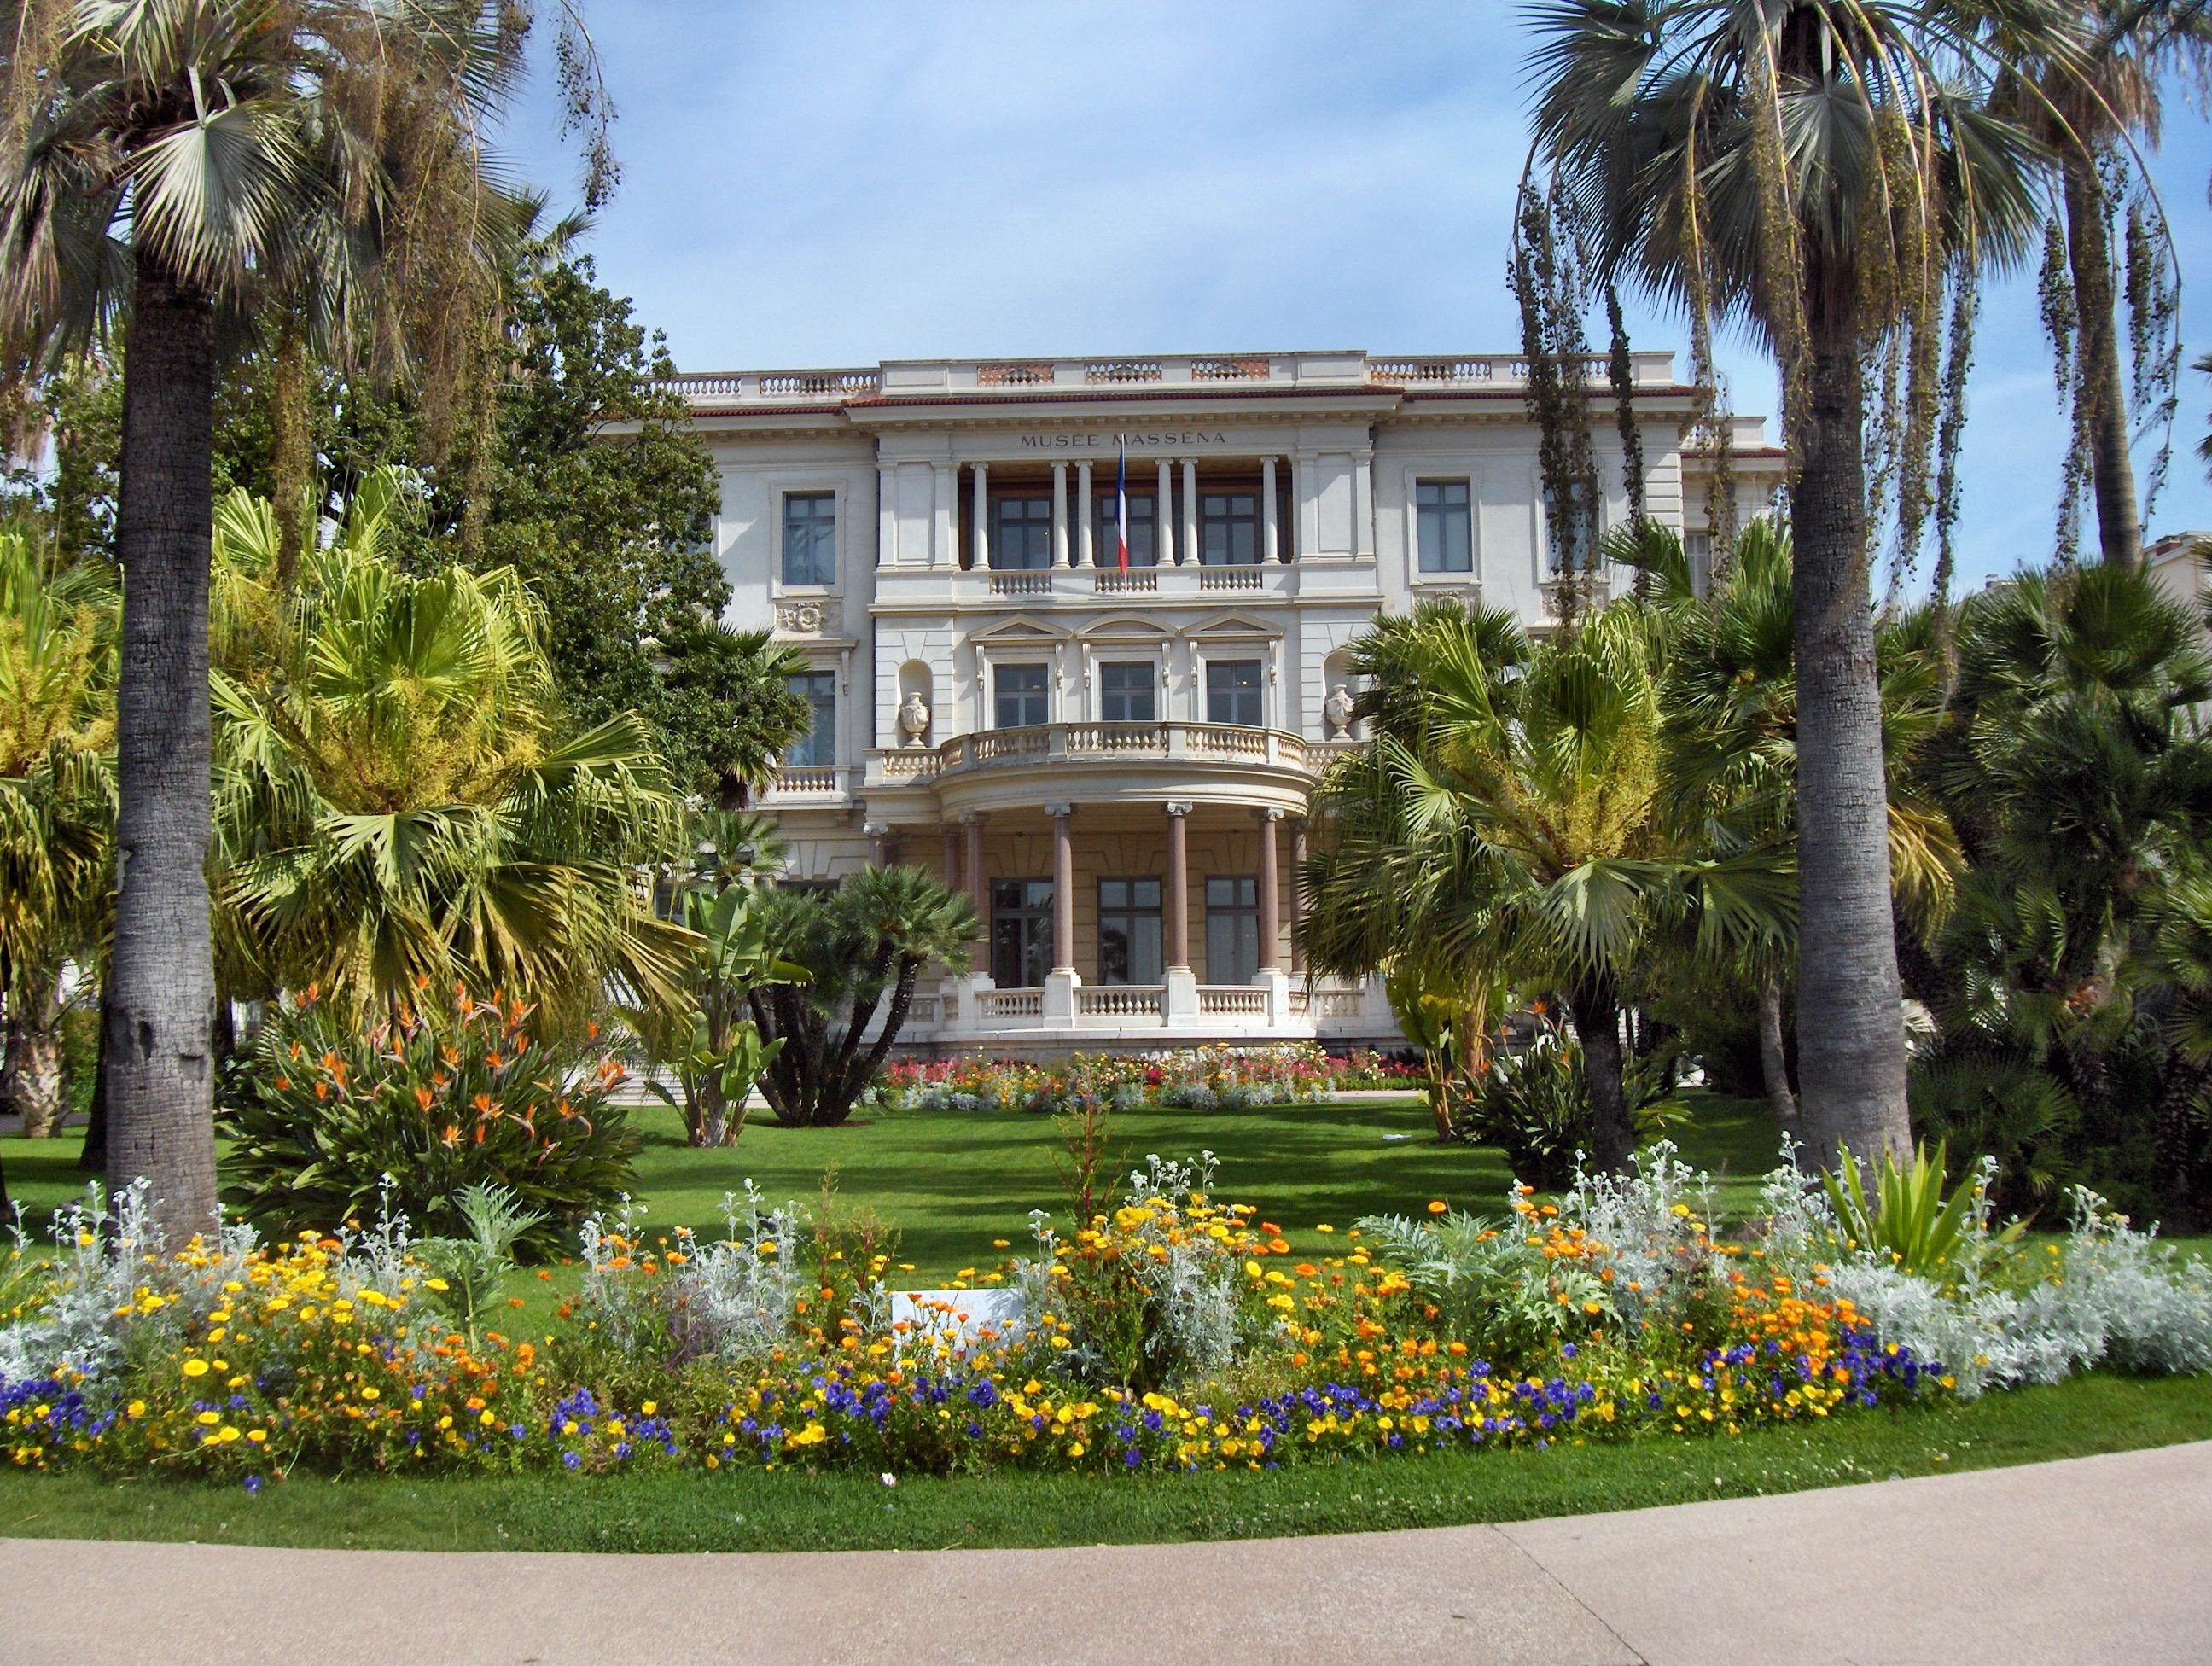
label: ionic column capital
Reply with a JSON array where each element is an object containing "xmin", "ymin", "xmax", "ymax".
[{"xmin": 1164, "ymin": 800, "xmax": 1194, "ymax": 818}]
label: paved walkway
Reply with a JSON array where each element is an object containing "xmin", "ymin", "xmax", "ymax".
[{"xmin": 5, "ymin": 1442, "xmax": 2208, "ymax": 1665}]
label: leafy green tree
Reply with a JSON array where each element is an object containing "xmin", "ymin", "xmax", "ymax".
[
  {"xmin": 1303, "ymin": 598, "xmax": 1791, "ymax": 1172},
  {"xmin": 1528, "ymin": 0, "xmax": 2064, "ymax": 1165},
  {"xmin": 0, "ymin": 0, "xmax": 579, "ymax": 1237},
  {"xmin": 751, "ymin": 867, "xmax": 978, "ymax": 1129},
  {"xmin": 0, "ymin": 528, "xmax": 114, "ymax": 1203}
]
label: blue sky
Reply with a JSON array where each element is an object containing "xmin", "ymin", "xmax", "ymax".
[{"xmin": 508, "ymin": 0, "xmax": 2212, "ymax": 594}]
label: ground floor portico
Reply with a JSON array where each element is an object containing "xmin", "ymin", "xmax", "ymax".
[{"xmin": 767, "ymin": 739, "xmax": 1396, "ymax": 1049}]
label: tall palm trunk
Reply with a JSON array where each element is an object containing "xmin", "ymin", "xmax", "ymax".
[
  {"xmin": 3, "ymin": 975, "xmax": 66, "ymax": 1138},
  {"xmin": 1792, "ymin": 271, "xmax": 1912, "ymax": 1167},
  {"xmin": 2062, "ymin": 151, "xmax": 2142, "ymax": 568},
  {"xmin": 1755, "ymin": 961, "xmax": 1798, "ymax": 1134},
  {"xmin": 269, "ymin": 312, "xmax": 313, "ymax": 593},
  {"xmin": 105, "ymin": 258, "xmax": 221, "ymax": 1239},
  {"xmin": 1567, "ymin": 979, "xmax": 1633, "ymax": 1174}
]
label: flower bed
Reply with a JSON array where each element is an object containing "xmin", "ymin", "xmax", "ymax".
[
  {"xmin": 6, "ymin": 1145, "xmax": 2209, "ymax": 1488},
  {"xmin": 882, "ymin": 1044, "xmax": 1417, "ymax": 1115}
]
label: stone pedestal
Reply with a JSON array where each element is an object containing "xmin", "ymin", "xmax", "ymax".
[
  {"xmin": 1044, "ymin": 968, "xmax": 1081, "ymax": 1022},
  {"xmin": 1164, "ymin": 966, "xmax": 1200, "ymax": 1023}
]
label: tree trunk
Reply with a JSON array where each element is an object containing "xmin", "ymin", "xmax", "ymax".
[
  {"xmin": 79, "ymin": 1017, "xmax": 108, "ymax": 1172},
  {"xmin": 2063, "ymin": 151, "xmax": 2142, "ymax": 568},
  {"xmin": 1756, "ymin": 961, "xmax": 1799, "ymax": 1136},
  {"xmin": 269, "ymin": 312, "xmax": 312, "ymax": 593},
  {"xmin": 1792, "ymin": 269, "xmax": 1912, "ymax": 1168},
  {"xmin": 5, "ymin": 977, "xmax": 65, "ymax": 1139},
  {"xmin": 1568, "ymin": 981, "xmax": 1633, "ymax": 1174},
  {"xmin": 105, "ymin": 258, "xmax": 221, "ymax": 1241}
]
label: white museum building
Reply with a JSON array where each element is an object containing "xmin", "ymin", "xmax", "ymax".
[{"xmin": 663, "ymin": 350, "xmax": 1784, "ymax": 1052}]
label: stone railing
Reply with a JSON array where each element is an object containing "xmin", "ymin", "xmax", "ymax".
[
  {"xmin": 976, "ymin": 361, "xmax": 1053, "ymax": 387},
  {"xmin": 928, "ymin": 721, "xmax": 1315, "ymax": 778},
  {"xmin": 1190, "ymin": 355, "xmax": 1271, "ymax": 381},
  {"xmin": 650, "ymin": 369, "xmax": 880, "ymax": 400},
  {"xmin": 1197, "ymin": 987, "xmax": 1267, "ymax": 1016},
  {"xmin": 1368, "ymin": 354, "xmax": 1613, "ymax": 387},
  {"xmin": 1198, "ymin": 567, "xmax": 1264, "ymax": 591},
  {"xmin": 769, "ymin": 764, "xmax": 843, "ymax": 798},
  {"xmin": 1085, "ymin": 358, "xmax": 1162, "ymax": 383},
  {"xmin": 1093, "ymin": 568, "xmax": 1157, "ymax": 592},
  {"xmin": 1076, "ymin": 985, "xmax": 1164, "ymax": 1017},
  {"xmin": 989, "ymin": 571, "xmax": 1052, "ymax": 597},
  {"xmin": 979, "ymin": 988, "xmax": 1043, "ymax": 1018}
]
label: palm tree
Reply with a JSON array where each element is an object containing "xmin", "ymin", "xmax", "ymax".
[
  {"xmin": 0, "ymin": 2, "xmax": 591, "ymax": 1237},
  {"xmin": 1528, "ymin": 0, "xmax": 2063, "ymax": 1163},
  {"xmin": 751, "ymin": 866, "xmax": 978, "ymax": 1129},
  {"xmin": 211, "ymin": 469, "xmax": 691, "ymax": 1021},
  {"xmin": 1302, "ymin": 598, "xmax": 1790, "ymax": 1172},
  {"xmin": 0, "ymin": 528, "xmax": 114, "ymax": 1199},
  {"xmin": 1625, "ymin": 517, "xmax": 1960, "ymax": 1129},
  {"xmin": 2021, "ymin": 2, "xmax": 2210, "ymax": 566}
]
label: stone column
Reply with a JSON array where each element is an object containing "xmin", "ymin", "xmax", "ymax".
[
  {"xmin": 1353, "ymin": 451, "xmax": 1375, "ymax": 559},
  {"xmin": 867, "ymin": 824, "xmax": 889, "ymax": 867},
  {"xmin": 1045, "ymin": 803, "xmax": 1079, "ymax": 1021},
  {"xmin": 1077, "ymin": 461, "xmax": 1095, "ymax": 567},
  {"xmin": 1051, "ymin": 462, "xmax": 1070, "ymax": 568},
  {"xmin": 932, "ymin": 462, "xmax": 955, "ymax": 568},
  {"xmin": 1181, "ymin": 458, "xmax": 1199, "ymax": 565},
  {"xmin": 971, "ymin": 462, "xmax": 989, "ymax": 569},
  {"xmin": 940, "ymin": 824, "xmax": 964, "ymax": 1024},
  {"xmin": 1163, "ymin": 801, "xmax": 1197, "ymax": 1022},
  {"xmin": 1262, "ymin": 456, "xmax": 1280, "ymax": 564},
  {"xmin": 963, "ymin": 813, "xmax": 992, "ymax": 988},
  {"xmin": 1256, "ymin": 807, "xmax": 1284, "ymax": 972},
  {"xmin": 1289, "ymin": 455, "xmax": 1305, "ymax": 561},
  {"xmin": 941, "ymin": 825, "xmax": 959, "ymax": 887},
  {"xmin": 1156, "ymin": 459, "xmax": 1176, "ymax": 565},
  {"xmin": 1289, "ymin": 817, "xmax": 1308, "ymax": 970},
  {"xmin": 876, "ymin": 463, "xmax": 896, "ymax": 567}
]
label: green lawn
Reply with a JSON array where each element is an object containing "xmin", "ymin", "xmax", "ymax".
[
  {"xmin": 2, "ymin": 1091, "xmax": 1789, "ymax": 1287},
  {"xmin": 2, "ymin": 1372, "xmax": 2206, "ymax": 1552}
]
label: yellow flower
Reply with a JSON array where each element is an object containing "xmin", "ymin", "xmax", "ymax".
[
  {"xmin": 424, "ymin": 1279, "xmax": 450, "ymax": 1292},
  {"xmin": 1427, "ymin": 1200, "xmax": 1447, "ymax": 1215},
  {"xmin": 181, "ymin": 1359, "xmax": 209, "ymax": 1378},
  {"xmin": 359, "ymin": 1386, "xmax": 381, "ymax": 1401}
]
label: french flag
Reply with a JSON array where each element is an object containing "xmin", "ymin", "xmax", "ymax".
[{"xmin": 1114, "ymin": 445, "xmax": 1130, "ymax": 571}]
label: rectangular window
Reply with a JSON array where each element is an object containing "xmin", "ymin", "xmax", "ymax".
[
  {"xmin": 1093, "ymin": 491, "xmax": 1158, "ymax": 566},
  {"xmin": 1685, "ymin": 531, "xmax": 1713, "ymax": 597},
  {"xmin": 993, "ymin": 662, "xmax": 1050, "ymax": 729},
  {"xmin": 781, "ymin": 492, "xmax": 836, "ymax": 586},
  {"xmin": 1205, "ymin": 659, "xmax": 1263, "ymax": 726},
  {"xmin": 1198, "ymin": 490, "xmax": 1260, "ymax": 566},
  {"xmin": 992, "ymin": 497, "xmax": 1053, "ymax": 570},
  {"xmin": 785, "ymin": 669, "xmax": 835, "ymax": 766},
  {"xmin": 1544, "ymin": 481, "xmax": 1596, "ymax": 572},
  {"xmin": 1097, "ymin": 661, "xmax": 1155, "ymax": 724},
  {"xmin": 1205, "ymin": 876, "xmax": 1259, "ymax": 984},
  {"xmin": 1097, "ymin": 877, "xmax": 1163, "ymax": 985},
  {"xmin": 1415, "ymin": 480, "xmax": 1472, "ymax": 574},
  {"xmin": 990, "ymin": 877, "xmax": 1054, "ymax": 988}
]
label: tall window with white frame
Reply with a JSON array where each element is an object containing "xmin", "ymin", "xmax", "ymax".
[
  {"xmin": 1205, "ymin": 876, "xmax": 1259, "ymax": 983},
  {"xmin": 1097, "ymin": 661, "xmax": 1155, "ymax": 723},
  {"xmin": 992, "ymin": 496, "xmax": 1053, "ymax": 570},
  {"xmin": 1205, "ymin": 658, "xmax": 1263, "ymax": 726},
  {"xmin": 1415, "ymin": 479, "xmax": 1471, "ymax": 574},
  {"xmin": 785, "ymin": 669, "xmax": 836, "ymax": 768},
  {"xmin": 1097, "ymin": 877, "xmax": 1163, "ymax": 985},
  {"xmin": 1198, "ymin": 488, "xmax": 1260, "ymax": 565},
  {"xmin": 993, "ymin": 662, "xmax": 1050, "ymax": 729},
  {"xmin": 782, "ymin": 492, "xmax": 836, "ymax": 586},
  {"xmin": 1092, "ymin": 488, "xmax": 1157, "ymax": 566}
]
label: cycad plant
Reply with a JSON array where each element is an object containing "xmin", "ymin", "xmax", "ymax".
[
  {"xmin": 751, "ymin": 865, "xmax": 978, "ymax": 1129},
  {"xmin": 1302, "ymin": 598, "xmax": 1790, "ymax": 1172},
  {"xmin": 0, "ymin": 0, "xmax": 610, "ymax": 1235},
  {"xmin": 1527, "ymin": 0, "xmax": 2069, "ymax": 1166},
  {"xmin": 211, "ymin": 469, "xmax": 691, "ymax": 1020}
]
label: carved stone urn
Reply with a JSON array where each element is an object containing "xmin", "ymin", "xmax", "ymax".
[
  {"xmin": 898, "ymin": 691, "xmax": 932, "ymax": 745},
  {"xmin": 1323, "ymin": 684, "xmax": 1356, "ymax": 737}
]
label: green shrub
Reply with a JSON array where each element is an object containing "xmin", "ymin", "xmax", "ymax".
[
  {"xmin": 1457, "ymin": 1013, "xmax": 1680, "ymax": 1186},
  {"xmin": 220, "ymin": 987, "xmax": 637, "ymax": 1259},
  {"xmin": 1907, "ymin": 1051, "xmax": 2080, "ymax": 1219}
]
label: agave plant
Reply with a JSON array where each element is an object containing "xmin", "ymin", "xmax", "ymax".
[{"xmin": 1822, "ymin": 1140, "xmax": 2021, "ymax": 1277}]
